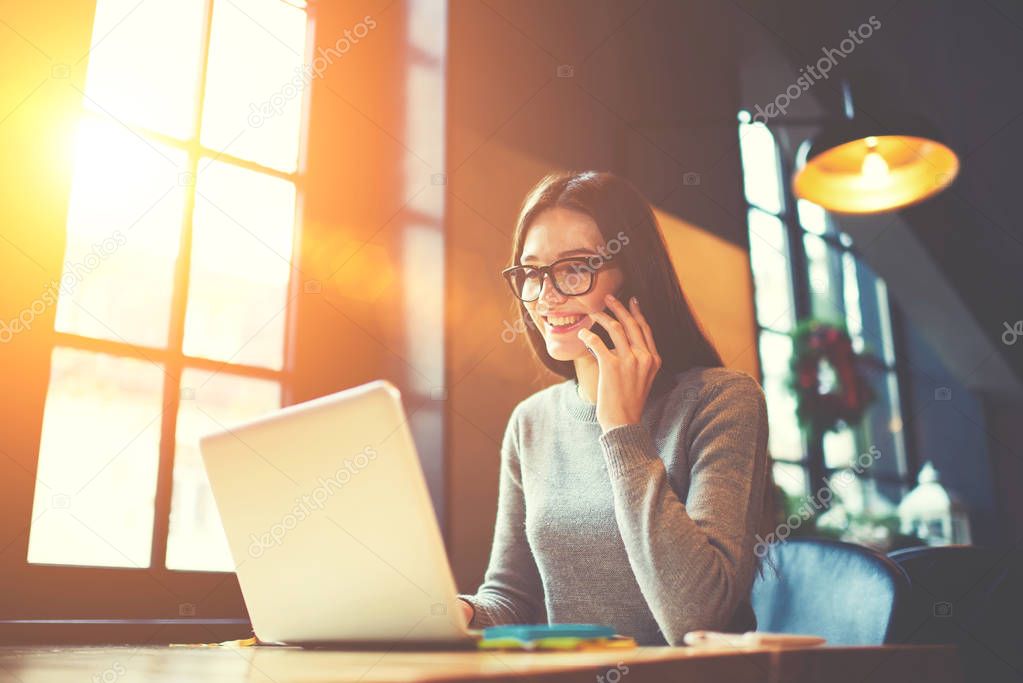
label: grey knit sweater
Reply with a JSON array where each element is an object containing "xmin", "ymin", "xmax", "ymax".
[{"xmin": 458, "ymin": 366, "xmax": 770, "ymax": 646}]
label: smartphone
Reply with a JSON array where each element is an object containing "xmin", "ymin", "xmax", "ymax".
[{"xmin": 589, "ymin": 284, "xmax": 632, "ymax": 351}]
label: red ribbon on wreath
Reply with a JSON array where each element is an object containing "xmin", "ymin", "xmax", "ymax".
[{"xmin": 790, "ymin": 321, "xmax": 880, "ymax": 434}]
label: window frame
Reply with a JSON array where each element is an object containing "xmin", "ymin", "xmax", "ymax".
[
  {"xmin": 738, "ymin": 116, "xmax": 917, "ymax": 512},
  {"xmin": 3, "ymin": 0, "xmax": 310, "ymax": 622}
]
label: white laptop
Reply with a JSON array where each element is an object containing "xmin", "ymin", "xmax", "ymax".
[{"xmin": 200, "ymin": 379, "xmax": 476, "ymax": 648}]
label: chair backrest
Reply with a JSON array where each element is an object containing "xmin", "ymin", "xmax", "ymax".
[
  {"xmin": 752, "ymin": 538, "xmax": 909, "ymax": 645},
  {"xmin": 888, "ymin": 544, "xmax": 1022, "ymax": 683}
]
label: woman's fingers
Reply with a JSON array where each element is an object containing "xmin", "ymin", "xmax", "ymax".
[
  {"xmin": 603, "ymin": 294, "xmax": 648, "ymax": 352},
  {"xmin": 587, "ymin": 309, "xmax": 630, "ymax": 354},
  {"xmin": 630, "ymin": 297, "xmax": 661, "ymax": 367}
]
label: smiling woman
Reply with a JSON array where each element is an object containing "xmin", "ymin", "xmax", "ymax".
[
  {"xmin": 458, "ymin": 171, "xmax": 774, "ymax": 645},
  {"xmin": 505, "ymin": 172, "xmax": 724, "ymax": 386}
]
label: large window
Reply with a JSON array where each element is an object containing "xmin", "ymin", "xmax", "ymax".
[
  {"xmin": 738, "ymin": 114, "xmax": 912, "ymax": 516},
  {"xmin": 27, "ymin": 0, "xmax": 309, "ymax": 574}
]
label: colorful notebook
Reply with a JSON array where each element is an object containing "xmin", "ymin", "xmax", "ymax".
[{"xmin": 478, "ymin": 624, "xmax": 636, "ymax": 651}]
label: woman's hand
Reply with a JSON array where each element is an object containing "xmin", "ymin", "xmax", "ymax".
[
  {"xmin": 457, "ymin": 598, "xmax": 475, "ymax": 628},
  {"xmin": 578, "ymin": 294, "xmax": 662, "ymax": 434}
]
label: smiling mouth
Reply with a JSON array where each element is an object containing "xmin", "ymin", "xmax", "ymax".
[{"xmin": 543, "ymin": 313, "xmax": 589, "ymax": 334}]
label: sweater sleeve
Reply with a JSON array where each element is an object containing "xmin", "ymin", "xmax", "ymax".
[
  {"xmin": 457, "ymin": 405, "xmax": 546, "ymax": 627},
  {"xmin": 597, "ymin": 373, "xmax": 769, "ymax": 646}
]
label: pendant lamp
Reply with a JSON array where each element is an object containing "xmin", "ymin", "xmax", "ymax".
[{"xmin": 793, "ymin": 82, "xmax": 959, "ymax": 214}]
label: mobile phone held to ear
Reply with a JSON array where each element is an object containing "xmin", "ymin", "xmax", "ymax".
[
  {"xmin": 589, "ymin": 286, "xmax": 631, "ymax": 351},
  {"xmin": 591, "ymin": 314, "xmax": 616, "ymax": 351}
]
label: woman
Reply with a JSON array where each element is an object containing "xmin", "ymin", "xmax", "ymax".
[{"xmin": 456, "ymin": 171, "xmax": 771, "ymax": 646}]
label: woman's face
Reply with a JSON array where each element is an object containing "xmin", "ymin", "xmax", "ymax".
[{"xmin": 520, "ymin": 207, "xmax": 624, "ymax": 362}]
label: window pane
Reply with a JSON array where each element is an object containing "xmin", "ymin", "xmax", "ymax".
[
  {"xmin": 861, "ymin": 370, "xmax": 908, "ymax": 485},
  {"xmin": 796, "ymin": 199, "xmax": 828, "ymax": 236},
  {"xmin": 852, "ymin": 258, "xmax": 898, "ymax": 366},
  {"xmin": 166, "ymin": 369, "xmax": 281, "ymax": 571},
  {"xmin": 803, "ymin": 232, "xmax": 844, "ymax": 324},
  {"xmin": 83, "ymin": 0, "xmax": 206, "ymax": 138},
  {"xmin": 738, "ymin": 121, "xmax": 782, "ymax": 214},
  {"xmin": 748, "ymin": 209, "xmax": 794, "ymax": 332},
  {"xmin": 184, "ymin": 160, "xmax": 296, "ymax": 369},
  {"xmin": 55, "ymin": 116, "xmax": 187, "ymax": 348},
  {"xmin": 825, "ymin": 469, "xmax": 865, "ymax": 517},
  {"xmin": 27, "ymin": 348, "xmax": 164, "ymax": 568},
  {"xmin": 200, "ymin": 0, "xmax": 309, "ymax": 172},
  {"xmin": 772, "ymin": 462, "xmax": 807, "ymax": 499},
  {"xmin": 841, "ymin": 251, "xmax": 865, "ymax": 352},
  {"xmin": 823, "ymin": 427, "xmax": 857, "ymax": 470},
  {"xmin": 759, "ymin": 330, "xmax": 803, "ymax": 461}
]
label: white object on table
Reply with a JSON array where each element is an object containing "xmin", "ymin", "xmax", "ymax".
[{"xmin": 683, "ymin": 631, "xmax": 826, "ymax": 649}]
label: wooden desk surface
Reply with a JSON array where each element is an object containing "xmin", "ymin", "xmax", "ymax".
[{"xmin": 0, "ymin": 644, "xmax": 961, "ymax": 683}]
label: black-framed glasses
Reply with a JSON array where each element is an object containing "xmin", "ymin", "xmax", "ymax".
[{"xmin": 501, "ymin": 256, "xmax": 612, "ymax": 302}]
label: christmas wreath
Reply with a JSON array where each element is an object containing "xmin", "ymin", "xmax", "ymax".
[{"xmin": 789, "ymin": 320, "xmax": 879, "ymax": 434}]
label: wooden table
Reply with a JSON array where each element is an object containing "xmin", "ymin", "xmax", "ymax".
[{"xmin": 0, "ymin": 644, "xmax": 961, "ymax": 682}]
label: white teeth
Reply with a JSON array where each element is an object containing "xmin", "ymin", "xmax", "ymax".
[{"xmin": 548, "ymin": 315, "xmax": 584, "ymax": 327}]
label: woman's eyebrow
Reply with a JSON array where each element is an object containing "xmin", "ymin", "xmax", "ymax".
[{"xmin": 521, "ymin": 248, "xmax": 597, "ymax": 263}]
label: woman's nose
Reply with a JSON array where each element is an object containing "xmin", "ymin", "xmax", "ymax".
[{"xmin": 537, "ymin": 272, "xmax": 566, "ymax": 310}]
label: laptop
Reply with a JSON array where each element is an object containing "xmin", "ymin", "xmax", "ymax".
[{"xmin": 200, "ymin": 379, "xmax": 476, "ymax": 648}]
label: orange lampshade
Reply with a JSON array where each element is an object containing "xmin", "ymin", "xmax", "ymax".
[{"xmin": 793, "ymin": 133, "xmax": 959, "ymax": 214}]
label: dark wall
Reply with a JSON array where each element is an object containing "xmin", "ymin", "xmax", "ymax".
[
  {"xmin": 448, "ymin": 0, "xmax": 748, "ymax": 247},
  {"xmin": 900, "ymin": 310, "xmax": 1001, "ymax": 545}
]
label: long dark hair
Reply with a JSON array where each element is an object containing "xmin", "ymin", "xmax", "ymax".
[{"xmin": 509, "ymin": 171, "xmax": 724, "ymax": 391}]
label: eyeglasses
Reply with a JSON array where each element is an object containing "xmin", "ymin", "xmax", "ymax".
[{"xmin": 501, "ymin": 256, "xmax": 613, "ymax": 302}]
